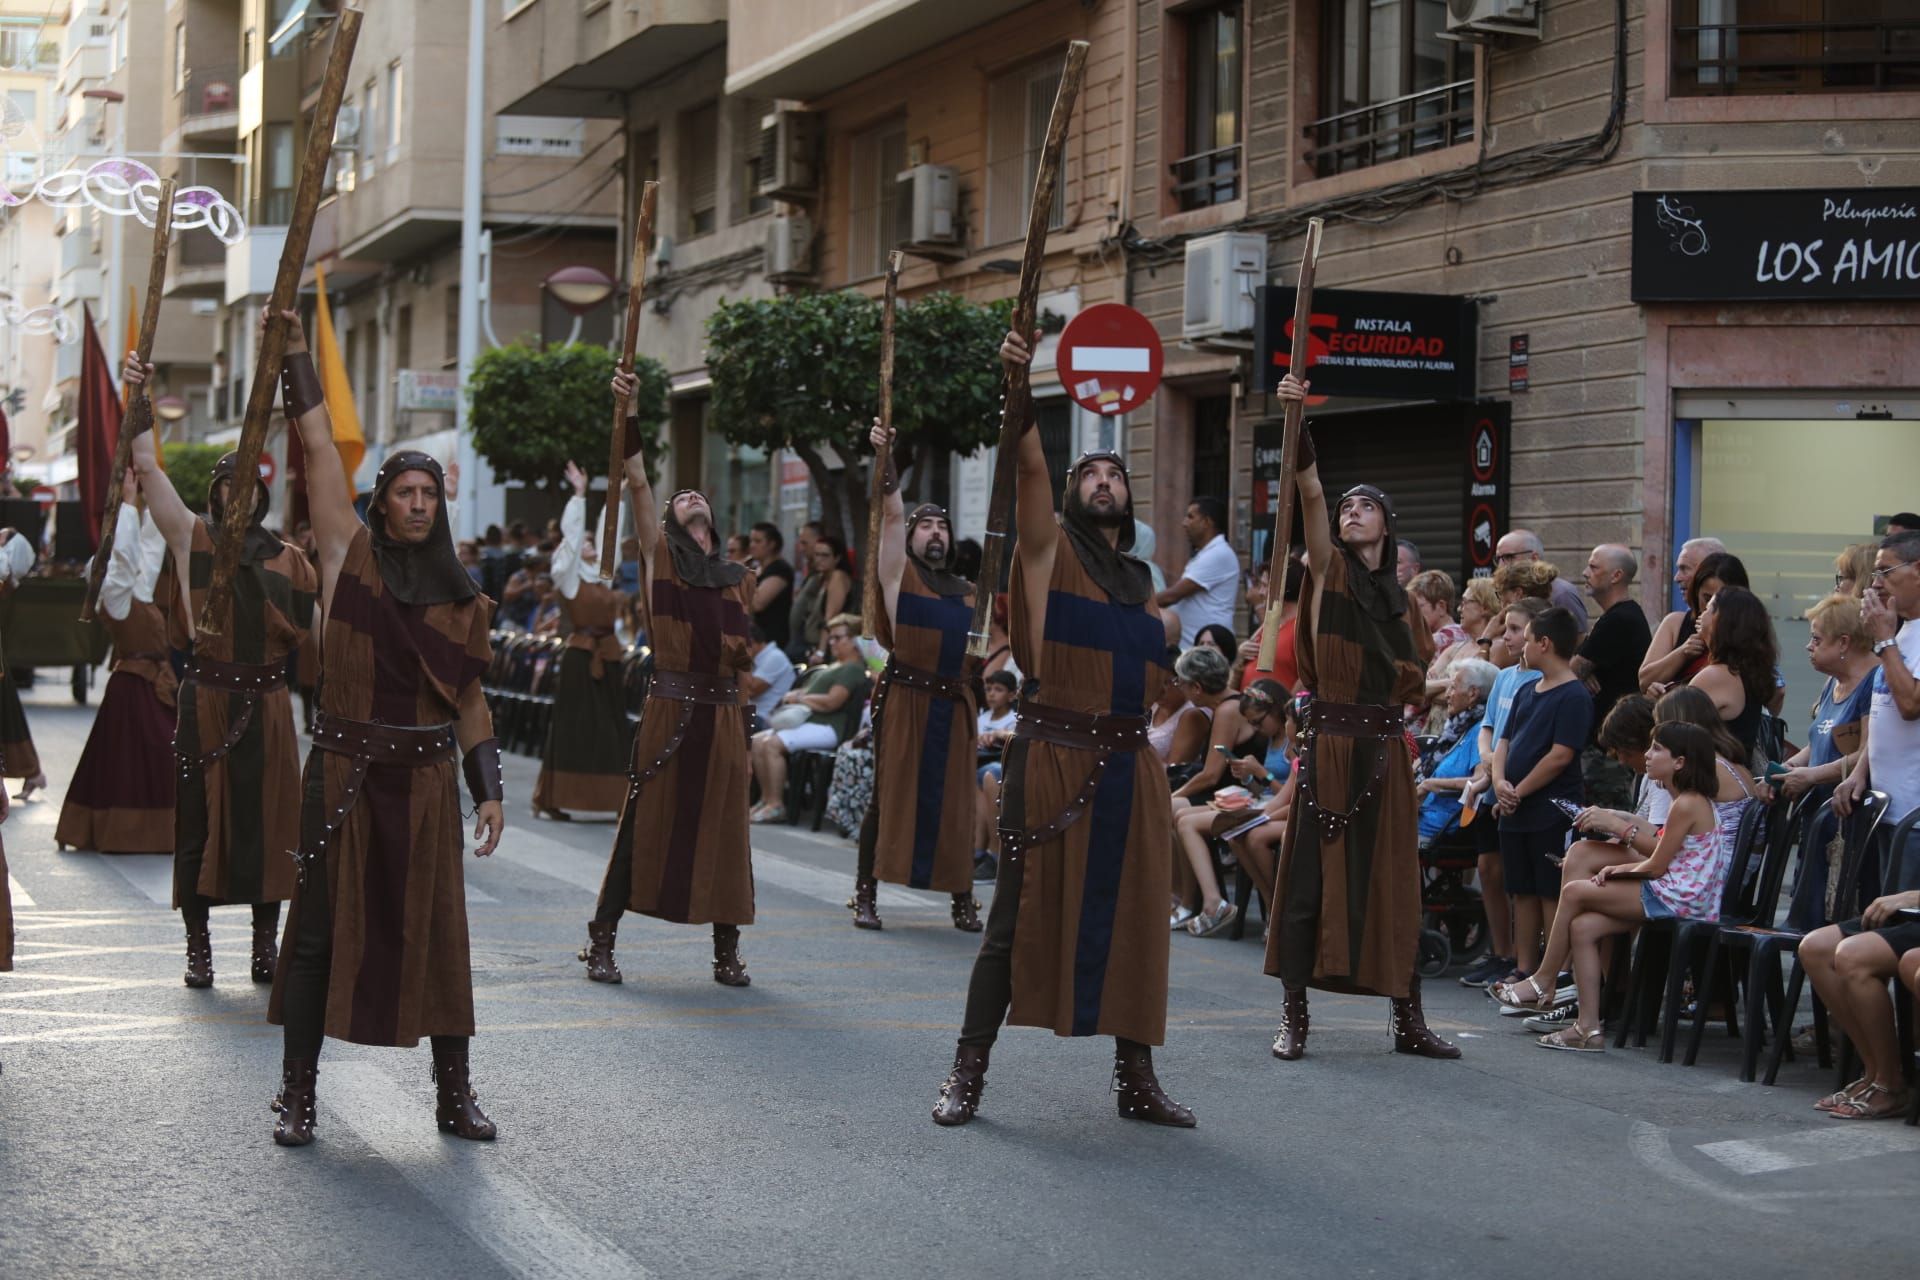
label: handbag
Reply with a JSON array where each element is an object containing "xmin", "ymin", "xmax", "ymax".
[{"xmin": 768, "ymin": 704, "xmax": 812, "ymax": 731}]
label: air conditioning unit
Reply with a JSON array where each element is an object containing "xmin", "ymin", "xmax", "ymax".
[
  {"xmin": 756, "ymin": 108, "xmax": 820, "ymax": 202},
  {"xmin": 331, "ymin": 103, "xmax": 361, "ymax": 152},
  {"xmin": 766, "ymin": 212, "xmax": 814, "ymax": 282},
  {"xmin": 1445, "ymin": 0, "xmax": 1540, "ymax": 40},
  {"xmin": 1182, "ymin": 231, "xmax": 1265, "ymax": 341},
  {"xmin": 894, "ymin": 164, "xmax": 958, "ymax": 250}
]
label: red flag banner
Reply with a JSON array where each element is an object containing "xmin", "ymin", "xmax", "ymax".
[{"xmin": 77, "ymin": 303, "xmax": 124, "ymax": 551}]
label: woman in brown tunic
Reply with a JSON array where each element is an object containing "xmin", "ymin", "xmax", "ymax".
[
  {"xmin": 0, "ymin": 531, "xmax": 43, "ymax": 795},
  {"xmin": 531, "ymin": 461, "xmax": 635, "ymax": 818},
  {"xmin": 133, "ymin": 416, "xmax": 315, "ymax": 990},
  {"xmin": 581, "ymin": 376, "xmax": 756, "ymax": 988},
  {"xmin": 1264, "ymin": 371, "xmax": 1457, "ymax": 1062},
  {"xmin": 931, "ymin": 329, "xmax": 1192, "ymax": 1130},
  {"xmin": 851, "ymin": 423, "xmax": 981, "ymax": 931},
  {"xmin": 56, "ymin": 484, "xmax": 178, "ymax": 854}
]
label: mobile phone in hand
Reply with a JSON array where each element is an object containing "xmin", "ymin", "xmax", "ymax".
[
  {"xmin": 1551, "ymin": 799, "xmax": 1584, "ymax": 822},
  {"xmin": 1213, "ymin": 744, "xmax": 1234, "ymax": 757}
]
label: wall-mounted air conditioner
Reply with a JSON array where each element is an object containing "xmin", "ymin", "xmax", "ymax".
[
  {"xmin": 766, "ymin": 212, "xmax": 814, "ymax": 282},
  {"xmin": 1182, "ymin": 231, "xmax": 1265, "ymax": 341},
  {"xmin": 1445, "ymin": 0, "xmax": 1540, "ymax": 40},
  {"xmin": 757, "ymin": 109, "xmax": 820, "ymax": 202},
  {"xmin": 894, "ymin": 164, "xmax": 958, "ymax": 251}
]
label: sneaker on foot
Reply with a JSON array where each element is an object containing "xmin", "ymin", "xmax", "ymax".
[
  {"xmin": 972, "ymin": 852, "xmax": 998, "ymax": 883},
  {"xmin": 1459, "ymin": 954, "xmax": 1514, "ymax": 989},
  {"xmin": 1523, "ymin": 1004, "xmax": 1580, "ymax": 1033}
]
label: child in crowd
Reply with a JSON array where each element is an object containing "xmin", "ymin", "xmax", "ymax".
[
  {"xmin": 970, "ymin": 671, "xmax": 1019, "ymax": 881},
  {"xmin": 1496, "ymin": 721, "xmax": 1730, "ymax": 1053},
  {"xmin": 1492, "ymin": 607, "xmax": 1594, "ymax": 985}
]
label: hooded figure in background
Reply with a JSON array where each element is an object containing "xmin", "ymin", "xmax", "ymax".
[
  {"xmin": 0, "ymin": 528, "xmax": 43, "ymax": 795},
  {"xmin": 1264, "ymin": 380, "xmax": 1458, "ymax": 1064}
]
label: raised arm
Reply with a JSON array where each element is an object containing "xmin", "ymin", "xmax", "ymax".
[
  {"xmin": 98, "ymin": 477, "xmax": 142, "ymax": 622},
  {"xmin": 551, "ymin": 461, "xmax": 589, "ymax": 600},
  {"xmin": 274, "ymin": 310, "xmax": 357, "ymax": 588},
  {"xmin": 1864, "ymin": 586, "xmax": 1920, "ymax": 720},
  {"xmin": 1001, "ymin": 331, "xmax": 1059, "ymax": 562},
  {"xmin": 869, "ymin": 418, "xmax": 908, "ymax": 627},
  {"xmin": 612, "ymin": 370, "xmax": 660, "ymax": 588},
  {"xmin": 1274, "ymin": 374, "xmax": 1332, "ymax": 579},
  {"xmin": 123, "ymin": 354, "xmax": 195, "ymax": 555}
]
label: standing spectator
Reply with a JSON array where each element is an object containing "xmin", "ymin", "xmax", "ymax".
[
  {"xmin": 1396, "ymin": 538, "xmax": 1422, "ymax": 587},
  {"xmin": 1640, "ymin": 536, "xmax": 1727, "ymax": 693},
  {"xmin": 747, "ymin": 522, "xmax": 795, "ymax": 651},
  {"xmin": 1691, "ymin": 585, "xmax": 1777, "ymax": 763},
  {"xmin": 1133, "ymin": 520, "xmax": 1169, "ymax": 594},
  {"xmin": 1574, "ymin": 544, "xmax": 1652, "ymax": 808},
  {"xmin": 726, "ymin": 533, "xmax": 752, "ymax": 564},
  {"xmin": 1193, "ymin": 624, "xmax": 1237, "ymax": 660},
  {"xmin": 1836, "ymin": 530, "xmax": 1920, "ymax": 825},
  {"xmin": 1492, "ymin": 606, "xmax": 1593, "ymax": 984},
  {"xmin": 1885, "ymin": 514, "xmax": 1920, "ymax": 535},
  {"xmin": 1833, "ymin": 542, "xmax": 1877, "ymax": 599},
  {"xmin": 794, "ymin": 535, "xmax": 855, "ymax": 662},
  {"xmin": 742, "ymin": 625, "xmax": 798, "ymax": 727},
  {"xmin": 1156, "ymin": 497, "xmax": 1240, "ymax": 647},
  {"xmin": 1497, "ymin": 529, "xmax": 1590, "ymax": 633},
  {"xmin": 1240, "ymin": 556, "xmax": 1306, "ymax": 692}
]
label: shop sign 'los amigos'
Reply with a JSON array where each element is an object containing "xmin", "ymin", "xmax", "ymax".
[
  {"xmin": 1254, "ymin": 287, "xmax": 1479, "ymax": 402},
  {"xmin": 1631, "ymin": 188, "xmax": 1920, "ymax": 302}
]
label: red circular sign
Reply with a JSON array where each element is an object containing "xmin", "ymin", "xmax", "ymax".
[
  {"xmin": 1469, "ymin": 503, "xmax": 1498, "ymax": 567},
  {"xmin": 257, "ymin": 454, "xmax": 276, "ymax": 484},
  {"xmin": 1056, "ymin": 304, "xmax": 1164, "ymax": 417},
  {"xmin": 29, "ymin": 485, "xmax": 55, "ymax": 507}
]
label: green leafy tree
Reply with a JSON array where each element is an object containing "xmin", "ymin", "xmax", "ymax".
[
  {"xmin": 466, "ymin": 342, "xmax": 668, "ymax": 489},
  {"xmin": 160, "ymin": 442, "xmax": 227, "ymax": 513},
  {"xmin": 706, "ymin": 290, "xmax": 1010, "ymax": 544}
]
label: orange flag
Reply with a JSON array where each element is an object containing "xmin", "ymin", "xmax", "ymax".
[{"xmin": 311, "ymin": 264, "xmax": 366, "ymax": 486}]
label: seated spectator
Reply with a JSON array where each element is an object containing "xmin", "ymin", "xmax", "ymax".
[
  {"xmin": 529, "ymin": 573, "xmax": 562, "ymax": 634},
  {"xmin": 1167, "ymin": 646, "xmax": 1260, "ymax": 927},
  {"xmin": 1415, "ymin": 658, "xmax": 1498, "ymax": 846},
  {"xmin": 743, "ymin": 624, "xmax": 798, "ymax": 727},
  {"xmin": 1221, "ymin": 685, "xmax": 1300, "ymax": 927},
  {"xmin": 1174, "ymin": 680, "xmax": 1293, "ymax": 937},
  {"xmin": 1460, "ymin": 575, "xmax": 1502, "ymax": 662},
  {"xmin": 749, "ymin": 616, "xmax": 870, "ymax": 824},
  {"xmin": 497, "ymin": 561, "xmax": 541, "ymax": 630},
  {"xmin": 1409, "ymin": 569, "xmax": 1467, "ymax": 724},
  {"xmin": 970, "ymin": 671, "xmax": 1019, "ymax": 882},
  {"xmin": 1689, "ymin": 584, "xmax": 1779, "ymax": 765},
  {"xmin": 1497, "ymin": 528, "xmax": 1590, "ymax": 632},
  {"xmin": 822, "ymin": 706, "xmax": 876, "ymax": 838},
  {"xmin": 1148, "ymin": 672, "xmax": 1212, "ymax": 767},
  {"xmin": 1833, "ymin": 542, "xmax": 1877, "ymax": 599},
  {"xmin": 1780, "ymin": 595, "xmax": 1879, "ymax": 928},
  {"xmin": 1795, "ymin": 853, "xmax": 1920, "ymax": 1119},
  {"xmin": 1193, "ymin": 623, "xmax": 1237, "ymax": 660},
  {"xmin": 977, "ymin": 670, "xmax": 1017, "ymax": 752},
  {"xmin": 1494, "ymin": 722, "xmax": 1732, "ymax": 1053},
  {"xmin": 1640, "ymin": 537, "xmax": 1728, "ymax": 693}
]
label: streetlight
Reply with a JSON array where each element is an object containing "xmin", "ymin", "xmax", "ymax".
[
  {"xmin": 153, "ymin": 394, "xmax": 189, "ymax": 443},
  {"xmin": 541, "ymin": 265, "xmax": 616, "ymax": 346}
]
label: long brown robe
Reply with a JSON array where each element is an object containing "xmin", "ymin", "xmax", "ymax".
[
  {"xmin": 1002, "ymin": 544, "xmax": 1173, "ymax": 1045},
  {"xmin": 0, "ymin": 606, "xmax": 38, "ymax": 780},
  {"xmin": 268, "ymin": 527, "xmax": 494, "ymax": 1047},
  {"xmin": 870, "ymin": 568, "xmax": 978, "ymax": 894},
  {"xmin": 1265, "ymin": 552, "xmax": 1426, "ymax": 999},
  {"xmin": 159, "ymin": 520, "xmax": 313, "ymax": 907},
  {"xmin": 55, "ymin": 599, "xmax": 178, "ymax": 853},
  {"xmin": 532, "ymin": 582, "xmax": 633, "ymax": 814},
  {"xmin": 600, "ymin": 554, "xmax": 756, "ymax": 926},
  {"xmin": 1, "ymin": 830, "xmax": 13, "ymax": 971}
]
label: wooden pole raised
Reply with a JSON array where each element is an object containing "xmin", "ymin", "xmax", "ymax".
[
  {"xmin": 860, "ymin": 250, "xmax": 903, "ymax": 639},
  {"xmin": 199, "ymin": 6, "xmax": 362, "ymax": 635},
  {"xmin": 1254, "ymin": 217, "xmax": 1324, "ymax": 673},
  {"xmin": 599, "ymin": 180, "xmax": 658, "ymax": 580},
  {"xmin": 81, "ymin": 177, "xmax": 176, "ymax": 623}
]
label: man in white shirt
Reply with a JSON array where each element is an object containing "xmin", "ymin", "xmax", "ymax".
[
  {"xmin": 1155, "ymin": 496, "xmax": 1240, "ymax": 647},
  {"xmin": 743, "ymin": 625, "xmax": 797, "ymax": 725},
  {"xmin": 1840, "ymin": 531, "xmax": 1920, "ymax": 824}
]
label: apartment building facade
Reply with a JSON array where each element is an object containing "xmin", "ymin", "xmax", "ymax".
[{"xmin": 0, "ymin": 0, "xmax": 59, "ymax": 477}]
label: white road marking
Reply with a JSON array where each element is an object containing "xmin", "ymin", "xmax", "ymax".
[
  {"xmin": 1697, "ymin": 1126, "xmax": 1920, "ymax": 1175},
  {"xmin": 465, "ymin": 881, "xmax": 500, "ymax": 905},
  {"xmin": 95, "ymin": 853, "xmax": 176, "ymax": 906},
  {"xmin": 488, "ymin": 828, "xmax": 607, "ymax": 895},
  {"xmin": 8, "ymin": 873, "xmax": 33, "ymax": 907},
  {"xmin": 327, "ymin": 1061, "xmax": 651, "ymax": 1279},
  {"xmin": 1628, "ymin": 1122, "xmax": 1784, "ymax": 1215}
]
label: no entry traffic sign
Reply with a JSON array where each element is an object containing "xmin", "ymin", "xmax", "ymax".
[{"xmin": 1056, "ymin": 304, "xmax": 1163, "ymax": 416}]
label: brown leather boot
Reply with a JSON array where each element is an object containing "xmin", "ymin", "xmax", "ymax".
[
  {"xmin": 1271, "ymin": 985, "xmax": 1309, "ymax": 1060},
  {"xmin": 950, "ymin": 893, "xmax": 982, "ymax": 932},
  {"xmin": 931, "ymin": 1044, "xmax": 990, "ymax": 1126},
  {"xmin": 432, "ymin": 1043, "xmax": 497, "ymax": 1141},
  {"xmin": 712, "ymin": 924, "xmax": 751, "ymax": 987},
  {"xmin": 1391, "ymin": 974, "xmax": 1462, "ymax": 1059},
  {"xmin": 852, "ymin": 878, "xmax": 882, "ymax": 930},
  {"xmin": 184, "ymin": 925, "xmax": 213, "ymax": 989},
  {"xmin": 270, "ymin": 1059, "xmax": 318, "ymax": 1147},
  {"xmin": 1113, "ymin": 1039, "xmax": 1196, "ymax": 1127},
  {"xmin": 251, "ymin": 922, "xmax": 279, "ymax": 983},
  {"xmin": 579, "ymin": 921, "xmax": 622, "ymax": 984}
]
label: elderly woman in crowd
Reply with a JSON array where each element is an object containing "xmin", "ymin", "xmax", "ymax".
[
  {"xmin": 1414, "ymin": 658, "xmax": 1500, "ymax": 845},
  {"xmin": 1459, "ymin": 574, "xmax": 1502, "ymax": 657},
  {"xmin": 1780, "ymin": 593, "xmax": 1880, "ymax": 928},
  {"xmin": 1173, "ymin": 679, "xmax": 1293, "ymax": 938}
]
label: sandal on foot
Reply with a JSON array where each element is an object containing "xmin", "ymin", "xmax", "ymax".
[
  {"xmin": 749, "ymin": 806, "xmax": 788, "ymax": 825},
  {"xmin": 1186, "ymin": 902, "xmax": 1238, "ymax": 938},
  {"xmin": 1537, "ymin": 1025, "xmax": 1605, "ymax": 1053},
  {"xmin": 1830, "ymin": 1082, "xmax": 1911, "ymax": 1120},
  {"xmin": 1491, "ymin": 975, "xmax": 1554, "ymax": 1011},
  {"xmin": 1814, "ymin": 1078, "xmax": 1870, "ymax": 1113}
]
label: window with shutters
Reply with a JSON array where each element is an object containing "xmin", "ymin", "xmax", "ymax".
[
  {"xmin": 1171, "ymin": 5, "xmax": 1244, "ymax": 211},
  {"xmin": 1190, "ymin": 395, "xmax": 1232, "ymax": 509},
  {"xmin": 731, "ymin": 98, "xmax": 772, "ymax": 224},
  {"xmin": 1307, "ymin": 0, "xmax": 1473, "ymax": 178},
  {"xmin": 360, "ymin": 77, "xmax": 378, "ymax": 180},
  {"xmin": 986, "ymin": 54, "xmax": 1069, "ymax": 246},
  {"xmin": 847, "ymin": 117, "xmax": 907, "ymax": 281},
  {"xmin": 1035, "ymin": 398, "xmax": 1074, "ymax": 512},
  {"xmin": 1671, "ymin": 1, "xmax": 1918, "ymax": 96},
  {"xmin": 680, "ymin": 101, "xmax": 719, "ymax": 240}
]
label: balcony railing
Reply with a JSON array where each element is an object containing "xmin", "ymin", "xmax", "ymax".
[
  {"xmin": 1673, "ymin": 20, "xmax": 1920, "ymax": 95},
  {"xmin": 1304, "ymin": 79, "xmax": 1474, "ymax": 179},
  {"xmin": 1170, "ymin": 143, "xmax": 1243, "ymax": 211},
  {"xmin": 180, "ymin": 62, "xmax": 241, "ymax": 128}
]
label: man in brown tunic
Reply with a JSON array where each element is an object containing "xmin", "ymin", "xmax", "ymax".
[
  {"xmin": 580, "ymin": 370, "xmax": 757, "ymax": 988},
  {"xmin": 236, "ymin": 312, "xmax": 505, "ymax": 1147},
  {"xmin": 930, "ymin": 331, "xmax": 1192, "ymax": 1129},
  {"xmin": 130, "ymin": 375, "xmax": 315, "ymax": 989},
  {"xmin": 1264, "ymin": 371, "xmax": 1458, "ymax": 1061},
  {"xmin": 851, "ymin": 418, "xmax": 981, "ymax": 933}
]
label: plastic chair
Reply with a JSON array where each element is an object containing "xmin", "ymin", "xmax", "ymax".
[{"xmin": 1756, "ymin": 791, "xmax": 1895, "ymax": 1086}]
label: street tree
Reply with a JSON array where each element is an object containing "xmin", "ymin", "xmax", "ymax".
[{"xmin": 466, "ymin": 342, "xmax": 668, "ymax": 489}]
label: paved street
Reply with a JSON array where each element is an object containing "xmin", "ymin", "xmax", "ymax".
[{"xmin": 3, "ymin": 682, "xmax": 1917, "ymax": 1280}]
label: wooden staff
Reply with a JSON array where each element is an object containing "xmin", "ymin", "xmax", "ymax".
[
  {"xmin": 859, "ymin": 250, "xmax": 903, "ymax": 639},
  {"xmin": 199, "ymin": 6, "xmax": 361, "ymax": 635},
  {"xmin": 599, "ymin": 180, "xmax": 658, "ymax": 580},
  {"xmin": 966, "ymin": 40, "xmax": 1088, "ymax": 659},
  {"xmin": 80, "ymin": 178, "xmax": 176, "ymax": 623},
  {"xmin": 1255, "ymin": 217, "xmax": 1325, "ymax": 672}
]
